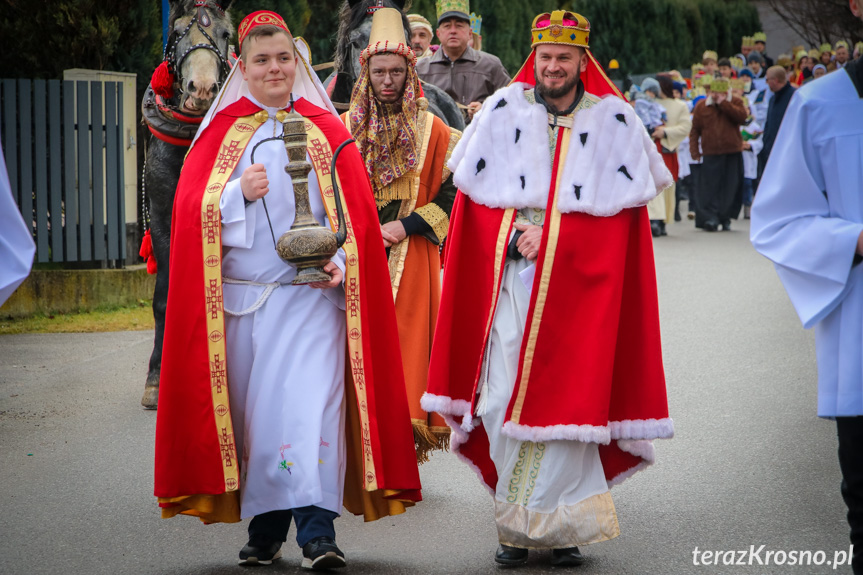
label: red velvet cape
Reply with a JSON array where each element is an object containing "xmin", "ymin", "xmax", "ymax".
[
  {"xmin": 426, "ymin": 125, "xmax": 672, "ymax": 491},
  {"xmin": 154, "ymin": 97, "xmax": 421, "ymax": 522}
]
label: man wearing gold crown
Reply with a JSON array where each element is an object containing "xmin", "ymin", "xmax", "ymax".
[
  {"xmin": 416, "ymin": 0, "xmax": 510, "ymax": 122},
  {"xmin": 422, "ymin": 10, "xmax": 674, "ymax": 567},
  {"xmin": 153, "ymin": 10, "xmax": 421, "ymax": 569},
  {"xmin": 342, "ymin": 7, "xmax": 461, "ymax": 462}
]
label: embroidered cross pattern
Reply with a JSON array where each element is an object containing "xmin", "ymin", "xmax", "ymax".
[
  {"xmin": 203, "ymin": 204, "xmax": 220, "ymax": 244},
  {"xmin": 210, "ymin": 353, "xmax": 227, "ymax": 393},
  {"xmin": 308, "ymin": 138, "xmax": 332, "ymax": 175},
  {"xmin": 219, "ymin": 427, "xmax": 234, "ymax": 467},
  {"xmin": 351, "ymin": 351, "xmax": 365, "ymax": 390},
  {"xmin": 216, "ymin": 139, "xmax": 243, "ymax": 174},
  {"xmin": 207, "ymin": 279, "xmax": 223, "ymax": 318},
  {"xmin": 347, "ymin": 278, "xmax": 359, "ymax": 317}
]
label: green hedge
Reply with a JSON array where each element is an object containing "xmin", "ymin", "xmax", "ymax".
[{"xmin": 0, "ymin": 0, "xmax": 761, "ymax": 89}]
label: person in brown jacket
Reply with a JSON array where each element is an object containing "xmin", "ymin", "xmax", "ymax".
[
  {"xmin": 416, "ymin": 0, "xmax": 510, "ymax": 123},
  {"xmin": 689, "ymin": 77, "xmax": 749, "ymax": 231}
]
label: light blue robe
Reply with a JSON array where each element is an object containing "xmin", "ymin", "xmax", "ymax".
[{"xmin": 750, "ymin": 68, "xmax": 863, "ymax": 418}]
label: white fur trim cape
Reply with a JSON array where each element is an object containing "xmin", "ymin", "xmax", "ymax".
[{"xmin": 448, "ymin": 83, "xmax": 674, "ymax": 216}]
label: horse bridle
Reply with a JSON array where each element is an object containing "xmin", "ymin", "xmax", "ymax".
[{"xmin": 163, "ymin": 0, "xmax": 231, "ymax": 103}]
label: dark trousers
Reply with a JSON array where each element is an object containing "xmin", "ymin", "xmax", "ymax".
[
  {"xmin": 249, "ymin": 505, "xmax": 338, "ymax": 548},
  {"xmin": 838, "ymin": 417, "xmax": 863, "ymax": 574},
  {"xmin": 696, "ymin": 153, "xmax": 743, "ymax": 228},
  {"xmin": 688, "ymin": 164, "xmax": 701, "ymax": 214}
]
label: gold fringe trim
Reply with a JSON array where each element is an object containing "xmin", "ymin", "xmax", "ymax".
[
  {"xmin": 375, "ymin": 174, "xmax": 416, "ymax": 207},
  {"xmin": 414, "ymin": 202, "xmax": 450, "ymax": 243},
  {"xmin": 441, "ymin": 126, "xmax": 462, "ymax": 182},
  {"xmin": 412, "ymin": 419, "xmax": 451, "ymax": 464}
]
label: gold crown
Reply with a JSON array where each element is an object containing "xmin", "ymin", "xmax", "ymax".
[
  {"xmin": 808, "ymin": 48, "xmax": 820, "ymax": 58},
  {"xmin": 436, "ymin": 0, "xmax": 469, "ymax": 21},
  {"xmin": 691, "ymin": 63, "xmax": 704, "ymax": 76},
  {"xmin": 741, "ymin": 36, "xmax": 754, "ymax": 48},
  {"xmin": 470, "ymin": 12, "xmax": 482, "ymax": 35},
  {"xmin": 729, "ymin": 56, "xmax": 744, "ymax": 70},
  {"xmin": 795, "ymin": 49, "xmax": 808, "ymax": 61},
  {"xmin": 820, "ymin": 42, "xmax": 832, "ymax": 53},
  {"xmin": 702, "ymin": 50, "xmax": 718, "ymax": 62},
  {"xmin": 531, "ymin": 11, "xmax": 590, "ymax": 49},
  {"xmin": 730, "ymin": 78, "xmax": 746, "ymax": 91},
  {"xmin": 753, "ymin": 32, "xmax": 767, "ymax": 43},
  {"xmin": 710, "ymin": 78, "xmax": 729, "ymax": 92},
  {"xmin": 360, "ymin": 7, "xmax": 416, "ymax": 66},
  {"xmin": 698, "ymin": 76, "xmax": 713, "ymax": 88},
  {"xmin": 835, "ymin": 40, "xmax": 848, "ymax": 49}
]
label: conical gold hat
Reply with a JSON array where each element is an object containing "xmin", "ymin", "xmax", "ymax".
[{"xmin": 360, "ymin": 7, "xmax": 416, "ymax": 66}]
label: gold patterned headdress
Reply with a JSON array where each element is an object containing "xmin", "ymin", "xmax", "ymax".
[
  {"xmin": 710, "ymin": 78, "xmax": 729, "ymax": 92},
  {"xmin": 349, "ymin": 7, "xmax": 424, "ymax": 204},
  {"xmin": 741, "ymin": 36, "xmax": 754, "ymax": 48},
  {"xmin": 702, "ymin": 50, "xmax": 718, "ymax": 63},
  {"xmin": 819, "ymin": 42, "xmax": 833, "ymax": 54},
  {"xmin": 531, "ymin": 11, "xmax": 590, "ymax": 49},
  {"xmin": 436, "ymin": 0, "xmax": 470, "ymax": 24},
  {"xmin": 753, "ymin": 32, "xmax": 767, "ymax": 44}
]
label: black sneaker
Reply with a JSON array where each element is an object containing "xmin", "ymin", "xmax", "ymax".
[
  {"xmin": 494, "ymin": 544, "xmax": 529, "ymax": 566},
  {"xmin": 301, "ymin": 536, "xmax": 346, "ymax": 570},
  {"xmin": 239, "ymin": 538, "xmax": 283, "ymax": 566},
  {"xmin": 551, "ymin": 546, "xmax": 585, "ymax": 567}
]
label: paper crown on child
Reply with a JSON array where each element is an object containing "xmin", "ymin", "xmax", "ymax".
[
  {"xmin": 753, "ymin": 32, "xmax": 767, "ymax": 44},
  {"xmin": 741, "ymin": 36, "xmax": 755, "ymax": 48},
  {"xmin": 470, "ymin": 12, "xmax": 482, "ymax": 35},
  {"xmin": 702, "ymin": 50, "xmax": 718, "ymax": 63},
  {"xmin": 710, "ymin": 78, "xmax": 729, "ymax": 92}
]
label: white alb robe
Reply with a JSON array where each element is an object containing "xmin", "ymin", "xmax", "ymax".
[
  {"xmin": 751, "ymin": 68, "xmax": 863, "ymax": 417},
  {"xmin": 477, "ymin": 209, "xmax": 619, "ymax": 549},
  {"xmin": 218, "ymin": 95, "xmax": 348, "ymax": 518},
  {"xmin": 0, "ymin": 142, "xmax": 35, "ymax": 306}
]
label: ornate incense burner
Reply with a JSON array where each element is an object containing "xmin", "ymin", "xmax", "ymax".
[{"xmin": 252, "ymin": 108, "xmax": 351, "ymax": 285}]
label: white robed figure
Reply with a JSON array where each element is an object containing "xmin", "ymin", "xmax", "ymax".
[{"xmin": 750, "ymin": 47, "xmax": 863, "ymax": 574}]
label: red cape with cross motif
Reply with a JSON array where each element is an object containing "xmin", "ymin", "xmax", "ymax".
[
  {"xmin": 154, "ymin": 97, "xmax": 421, "ymax": 523},
  {"xmin": 422, "ymin": 58, "xmax": 673, "ymax": 491}
]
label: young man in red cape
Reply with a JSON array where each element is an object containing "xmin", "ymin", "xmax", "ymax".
[
  {"xmin": 422, "ymin": 10, "xmax": 675, "ymax": 567},
  {"xmin": 153, "ymin": 10, "xmax": 421, "ymax": 570}
]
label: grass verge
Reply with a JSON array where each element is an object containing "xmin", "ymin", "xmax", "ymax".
[{"xmin": 0, "ymin": 300, "xmax": 155, "ymax": 335}]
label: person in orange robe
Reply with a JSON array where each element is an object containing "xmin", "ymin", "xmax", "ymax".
[
  {"xmin": 153, "ymin": 10, "xmax": 421, "ymax": 570},
  {"xmin": 342, "ymin": 8, "xmax": 460, "ymax": 461}
]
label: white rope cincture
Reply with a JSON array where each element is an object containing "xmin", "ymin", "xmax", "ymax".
[{"xmin": 221, "ymin": 277, "xmax": 284, "ymax": 316}]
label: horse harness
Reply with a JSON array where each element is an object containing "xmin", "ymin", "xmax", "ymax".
[{"xmin": 143, "ymin": 0, "xmax": 231, "ymax": 147}]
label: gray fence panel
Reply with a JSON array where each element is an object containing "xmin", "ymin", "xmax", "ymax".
[
  {"xmin": 117, "ymin": 82, "xmax": 126, "ymax": 261},
  {"xmin": 2, "ymin": 81, "xmax": 16, "ymax": 213},
  {"xmin": 90, "ymin": 82, "xmax": 105, "ymax": 261},
  {"xmin": 34, "ymin": 80, "xmax": 49, "ymax": 263},
  {"xmin": 19, "ymin": 80, "xmax": 33, "ymax": 242},
  {"xmin": 63, "ymin": 80, "xmax": 77, "ymax": 261},
  {"xmin": 49, "ymin": 81, "xmax": 63, "ymax": 260},
  {"xmin": 105, "ymin": 83, "xmax": 119, "ymax": 261},
  {"xmin": 76, "ymin": 82, "xmax": 91, "ymax": 261}
]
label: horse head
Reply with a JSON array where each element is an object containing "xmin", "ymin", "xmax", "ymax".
[
  {"xmin": 166, "ymin": 0, "xmax": 233, "ymax": 115},
  {"xmin": 335, "ymin": 0, "xmax": 411, "ymax": 85}
]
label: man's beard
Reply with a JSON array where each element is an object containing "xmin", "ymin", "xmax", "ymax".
[{"xmin": 535, "ymin": 70, "xmax": 580, "ymax": 100}]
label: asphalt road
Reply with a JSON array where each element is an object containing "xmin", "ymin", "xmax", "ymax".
[{"xmin": 0, "ymin": 218, "xmax": 853, "ymax": 575}]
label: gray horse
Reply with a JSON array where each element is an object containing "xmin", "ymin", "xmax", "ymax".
[
  {"xmin": 325, "ymin": 0, "xmax": 465, "ymax": 131},
  {"xmin": 140, "ymin": 0, "xmax": 233, "ymax": 408}
]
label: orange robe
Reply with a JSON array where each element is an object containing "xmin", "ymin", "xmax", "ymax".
[{"xmin": 343, "ymin": 110, "xmax": 460, "ymax": 460}]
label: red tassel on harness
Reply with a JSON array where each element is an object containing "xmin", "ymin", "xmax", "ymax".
[
  {"xmin": 139, "ymin": 229, "xmax": 158, "ymax": 274},
  {"xmin": 152, "ymin": 61, "xmax": 175, "ymax": 100}
]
